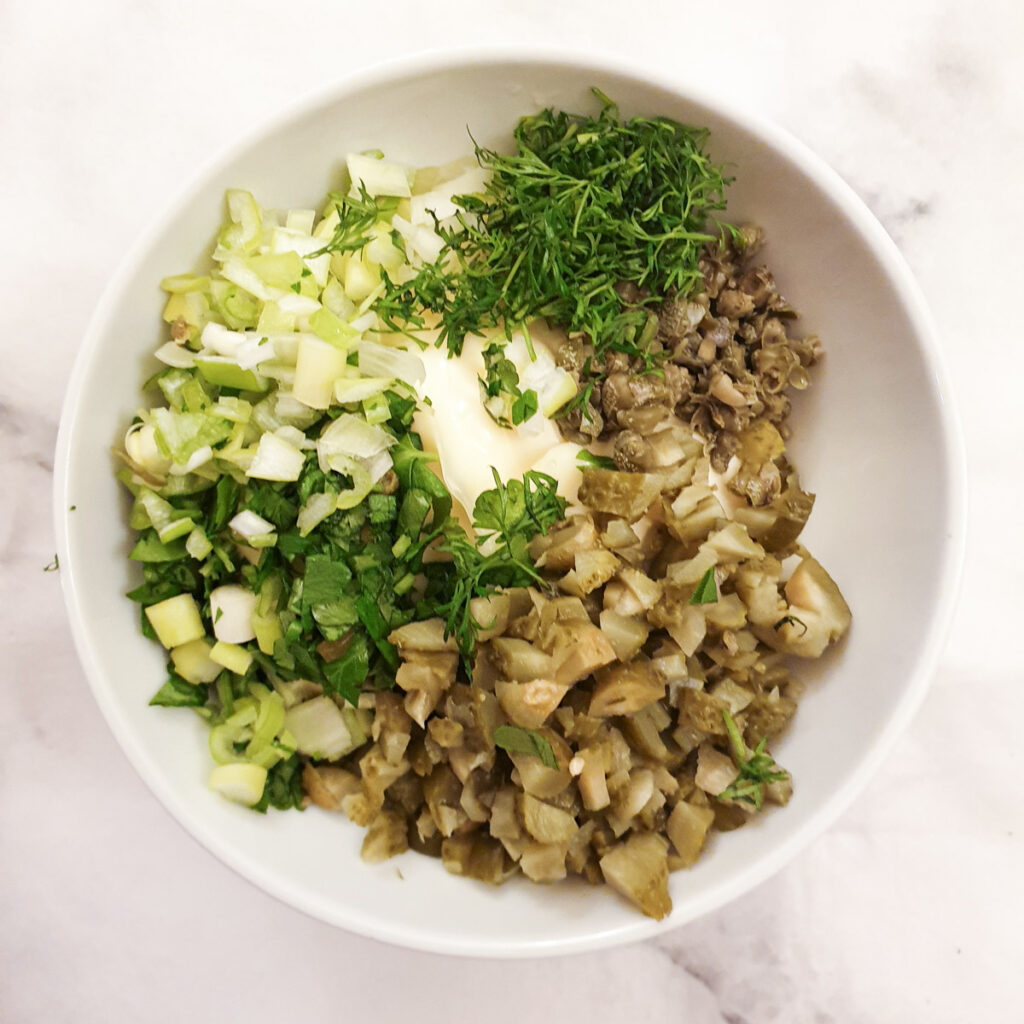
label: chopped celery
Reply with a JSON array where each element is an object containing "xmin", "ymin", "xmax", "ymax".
[
  {"xmin": 195, "ymin": 357, "xmax": 268, "ymax": 392},
  {"xmin": 283, "ymin": 696, "xmax": 357, "ymax": 760},
  {"xmin": 247, "ymin": 251, "xmax": 305, "ymax": 289},
  {"xmin": 161, "ymin": 273, "xmax": 211, "ymax": 294},
  {"xmin": 292, "ymin": 336, "xmax": 349, "ymax": 409},
  {"xmin": 296, "ymin": 490, "xmax": 338, "ymax": 537},
  {"xmin": 343, "ymin": 253, "xmax": 380, "ymax": 302},
  {"xmin": 362, "ymin": 392, "xmax": 390, "ymax": 426},
  {"xmin": 136, "ymin": 489, "xmax": 195, "ymax": 543},
  {"xmin": 171, "ymin": 637, "xmax": 222, "ymax": 684},
  {"xmin": 247, "ymin": 432, "xmax": 304, "ymax": 482},
  {"xmin": 208, "ymin": 763, "xmax": 267, "ymax": 806},
  {"xmin": 285, "ymin": 208, "xmax": 316, "ymax": 234},
  {"xmin": 333, "ymin": 376, "xmax": 392, "ymax": 404},
  {"xmin": 185, "ymin": 526, "xmax": 213, "ymax": 561},
  {"xmin": 145, "ymin": 594, "xmax": 205, "ymax": 649},
  {"xmin": 309, "ymin": 307, "xmax": 358, "ymax": 348},
  {"xmin": 210, "ymin": 641, "xmax": 253, "ymax": 675},
  {"xmin": 217, "ymin": 189, "xmax": 263, "ymax": 255},
  {"xmin": 346, "ymin": 153, "xmax": 412, "ymax": 198},
  {"xmin": 151, "ymin": 407, "xmax": 232, "ymax": 465}
]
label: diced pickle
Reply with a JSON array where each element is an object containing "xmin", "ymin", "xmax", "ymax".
[
  {"xmin": 599, "ymin": 833, "xmax": 672, "ymax": 920},
  {"xmin": 361, "ymin": 810, "xmax": 409, "ymax": 863}
]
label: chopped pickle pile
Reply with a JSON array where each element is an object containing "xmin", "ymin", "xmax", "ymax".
[{"xmin": 118, "ymin": 93, "xmax": 850, "ymax": 919}]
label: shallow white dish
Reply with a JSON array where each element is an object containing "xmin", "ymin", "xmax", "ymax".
[{"xmin": 54, "ymin": 49, "xmax": 966, "ymax": 957}]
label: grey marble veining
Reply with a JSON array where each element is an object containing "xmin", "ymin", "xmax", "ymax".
[{"xmin": 3, "ymin": 1, "xmax": 1022, "ymax": 1020}]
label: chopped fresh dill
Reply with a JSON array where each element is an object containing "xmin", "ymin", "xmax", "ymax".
[
  {"xmin": 308, "ymin": 187, "xmax": 399, "ymax": 258},
  {"xmin": 376, "ymin": 89, "xmax": 734, "ymax": 404}
]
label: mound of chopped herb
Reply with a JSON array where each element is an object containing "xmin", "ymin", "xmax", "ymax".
[{"xmin": 380, "ymin": 89, "xmax": 735, "ymax": 403}]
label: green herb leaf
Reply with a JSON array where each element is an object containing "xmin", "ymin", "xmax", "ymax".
[
  {"xmin": 311, "ymin": 596, "xmax": 359, "ymax": 631},
  {"xmin": 149, "ymin": 672, "xmax": 207, "ymax": 708},
  {"xmin": 245, "ymin": 484, "xmax": 298, "ymax": 530},
  {"xmin": 392, "ymin": 433, "xmax": 451, "ymax": 526},
  {"xmin": 355, "ymin": 593, "xmax": 399, "ymax": 669},
  {"xmin": 302, "ymin": 554, "xmax": 352, "ymax": 608},
  {"xmin": 689, "ymin": 566, "xmax": 718, "ymax": 605},
  {"xmin": 719, "ymin": 710, "xmax": 789, "ymax": 811},
  {"xmin": 773, "ymin": 614, "xmax": 808, "ymax": 635},
  {"xmin": 208, "ymin": 476, "xmax": 240, "ymax": 534},
  {"xmin": 129, "ymin": 532, "xmax": 188, "ymax": 563},
  {"xmin": 472, "ymin": 469, "xmax": 566, "ymax": 552},
  {"xmin": 511, "ymin": 389, "xmax": 538, "ymax": 425},
  {"xmin": 435, "ymin": 470, "xmax": 566, "ymax": 662},
  {"xmin": 367, "ymin": 492, "xmax": 398, "ymax": 525},
  {"xmin": 493, "ymin": 725, "xmax": 558, "ymax": 768},
  {"xmin": 321, "ymin": 632, "xmax": 369, "ymax": 705},
  {"xmin": 253, "ymin": 754, "xmax": 304, "ymax": 813},
  {"xmin": 576, "ymin": 450, "xmax": 616, "ymax": 471}
]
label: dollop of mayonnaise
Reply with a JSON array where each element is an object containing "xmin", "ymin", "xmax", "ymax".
[{"xmin": 411, "ymin": 332, "xmax": 583, "ymax": 526}]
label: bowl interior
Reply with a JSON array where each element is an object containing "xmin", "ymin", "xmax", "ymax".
[{"xmin": 55, "ymin": 53, "xmax": 963, "ymax": 956}]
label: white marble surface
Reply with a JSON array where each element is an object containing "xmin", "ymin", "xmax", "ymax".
[{"xmin": 3, "ymin": 0, "xmax": 1022, "ymax": 1019}]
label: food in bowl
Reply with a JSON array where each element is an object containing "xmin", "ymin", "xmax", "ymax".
[{"xmin": 115, "ymin": 91, "xmax": 850, "ymax": 919}]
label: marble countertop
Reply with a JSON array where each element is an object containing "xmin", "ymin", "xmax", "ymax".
[{"xmin": 3, "ymin": 0, "xmax": 1021, "ymax": 1020}]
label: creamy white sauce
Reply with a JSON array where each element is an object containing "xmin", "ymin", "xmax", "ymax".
[{"xmin": 411, "ymin": 333, "xmax": 582, "ymax": 526}]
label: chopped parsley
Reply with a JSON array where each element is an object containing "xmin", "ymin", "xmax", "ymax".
[
  {"xmin": 435, "ymin": 469, "xmax": 567, "ymax": 661},
  {"xmin": 493, "ymin": 725, "xmax": 558, "ymax": 768},
  {"xmin": 478, "ymin": 340, "xmax": 539, "ymax": 428},
  {"xmin": 689, "ymin": 566, "xmax": 718, "ymax": 605}
]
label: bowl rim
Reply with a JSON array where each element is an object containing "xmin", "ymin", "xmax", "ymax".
[{"xmin": 53, "ymin": 44, "xmax": 968, "ymax": 957}]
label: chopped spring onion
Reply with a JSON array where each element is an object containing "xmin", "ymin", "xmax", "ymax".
[
  {"xmin": 247, "ymin": 431, "xmax": 305, "ymax": 482},
  {"xmin": 346, "ymin": 153, "xmax": 412, "ymax": 199},
  {"xmin": 209, "ymin": 585, "xmax": 258, "ymax": 644},
  {"xmin": 228, "ymin": 510, "xmax": 277, "ymax": 547},
  {"xmin": 356, "ymin": 340, "xmax": 425, "ymax": 387}
]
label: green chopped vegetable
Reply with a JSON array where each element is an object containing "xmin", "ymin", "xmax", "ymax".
[
  {"xmin": 493, "ymin": 725, "xmax": 558, "ymax": 769},
  {"xmin": 689, "ymin": 566, "xmax": 718, "ymax": 605},
  {"xmin": 435, "ymin": 469, "xmax": 567, "ymax": 660},
  {"xmin": 477, "ymin": 340, "xmax": 539, "ymax": 427},
  {"xmin": 576, "ymin": 450, "xmax": 616, "ymax": 471},
  {"xmin": 719, "ymin": 710, "xmax": 789, "ymax": 810},
  {"xmin": 150, "ymin": 671, "xmax": 208, "ymax": 708},
  {"xmin": 302, "ymin": 554, "xmax": 353, "ymax": 608}
]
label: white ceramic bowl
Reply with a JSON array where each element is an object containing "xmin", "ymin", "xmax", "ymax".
[{"xmin": 54, "ymin": 50, "xmax": 966, "ymax": 957}]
